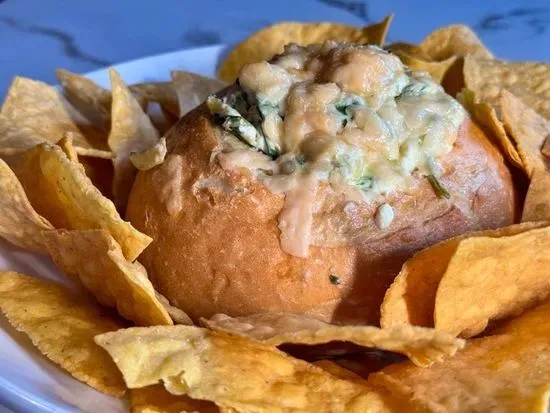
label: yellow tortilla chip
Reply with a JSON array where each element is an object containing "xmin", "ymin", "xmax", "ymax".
[
  {"xmin": 156, "ymin": 107, "xmax": 179, "ymax": 135},
  {"xmin": 202, "ymin": 312, "xmax": 463, "ymax": 367},
  {"xmin": 439, "ymin": 58, "xmax": 466, "ymax": 98},
  {"xmin": 56, "ymin": 132, "xmax": 115, "ymax": 206},
  {"xmin": 56, "ymin": 68, "xmax": 111, "ymax": 132},
  {"xmin": 418, "ymin": 25, "xmax": 492, "ymax": 61},
  {"xmin": 459, "ymin": 88, "xmax": 523, "ymax": 167},
  {"xmin": 130, "ymin": 384, "xmax": 219, "ymax": 413},
  {"xmin": 96, "ymin": 326, "xmax": 394, "ymax": 413},
  {"xmin": 129, "ymin": 137, "xmax": 167, "ymax": 171},
  {"xmin": 0, "ymin": 77, "xmax": 110, "ymax": 158},
  {"xmin": 217, "ymin": 15, "xmax": 393, "ymax": 83},
  {"xmin": 0, "ymin": 159, "xmax": 53, "ymax": 253},
  {"xmin": 522, "ymin": 168, "xmax": 550, "ymax": 222},
  {"xmin": 476, "ymin": 103, "xmax": 523, "ymax": 167},
  {"xmin": 385, "ymin": 42, "xmax": 428, "ymax": 60},
  {"xmin": 171, "ymin": 71, "xmax": 226, "ymax": 117},
  {"xmin": 56, "ymin": 136, "xmax": 114, "ymax": 197},
  {"xmin": 43, "ymin": 229, "xmax": 172, "ymax": 326},
  {"xmin": 388, "ymin": 40, "xmax": 462, "ymax": 92},
  {"xmin": 435, "ymin": 225, "xmax": 550, "ymax": 337},
  {"xmin": 79, "ymin": 156, "xmax": 114, "ymax": 199},
  {"xmin": 464, "ymin": 56, "xmax": 550, "ymax": 119},
  {"xmin": 329, "ymin": 353, "xmax": 403, "ymax": 380},
  {"xmin": 11, "ymin": 143, "xmax": 151, "ymax": 261},
  {"xmin": 395, "ymin": 53, "xmax": 456, "ymax": 83},
  {"xmin": 130, "ymin": 82, "xmax": 179, "ymax": 117},
  {"xmin": 56, "ymin": 132, "xmax": 82, "ymax": 164},
  {"xmin": 0, "ymin": 271, "xmax": 126, "ymax": 396},
  {"xmin": 362, "ymin": 14, "xmax": 393, "ymax": 46},
  {"xmin": 312, "ymin": 360, "xmax": 365, "ymax": 382},
  {"xmin": 108, "ymin": 69, "xmax": 160, "ymax": 209},
  {"xmin": 500, "ymin": 89, "xmax": 550, "ymax": 177},
  {"xmin": 491, "ymin": 297, "xmax": 550, "ymax": 336},
  {"xmin": 155, "ymin": 292, "xmax": 193, "ymax": 325},
  {"xmin": 381, "ymin": 222, "xmax": 547, "ymax": 329},
  {"xmin": 370, "ymin": 300, "xmax": 550, "ymax": 412}
]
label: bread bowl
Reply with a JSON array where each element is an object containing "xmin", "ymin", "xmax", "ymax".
[{"xmin": 127, "ymin": 42, "xmax": 516, "ymax": 324}]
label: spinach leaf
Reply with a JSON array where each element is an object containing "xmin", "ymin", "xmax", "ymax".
[{"xmin": 427, "ymin": 174, "xmax": 450, "ymax": 199}]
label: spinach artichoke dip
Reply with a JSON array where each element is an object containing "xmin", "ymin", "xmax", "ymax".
[
  {"xmin": 127, "ymin": 40, "xmax": 514, "ymax": 323},
  {"xmin": 207, "ymin": 42, "xmax": 465, "ymax": 257}
]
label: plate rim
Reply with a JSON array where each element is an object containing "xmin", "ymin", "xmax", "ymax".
[{"xmin": 84, "ymin": 43, "xmax": 225, "ymax": 84}]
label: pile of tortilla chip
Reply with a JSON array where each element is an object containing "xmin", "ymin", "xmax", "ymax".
[
  {"xmin": 0, "ymin": 68, "xmax": 226, "ymax": 208},
  {"xmin": 1, "ymin": 14, "xmax": 550, "ymax": 413}
]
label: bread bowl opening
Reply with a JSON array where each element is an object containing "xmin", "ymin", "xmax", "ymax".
[{"xmin": 207, "ymin": 42, "xmax": 466, "ymax": 257}]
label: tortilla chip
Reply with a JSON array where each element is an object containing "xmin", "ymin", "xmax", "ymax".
[
  {"xmin": 155, "ymin": 292, "xmax": 193, "ymax": 325},
  {"xmin": 171, "ymin": 71, "xmax": 226, "ymax": 117},
  {"xmin": 464, "ymin": 56, "xmax": 550, "ymax": 119},
  {"xmin": 0, "ymin": 159, "xmax": 53, "ymax": 253},
  {"xmin": 458, "ymin": 88, "xmax": 523, "ymax": 167},
  {"xmin": 363, "ymin": 14, "xmax": 393, "ymax": 46},
  {"xmin": 381, "ymin": 238, "xmax": 459, "ymax": 330},
  {"xmin": 386, "ymin": 42, "xmax": 428, "ymax": 60},
  {"xmin": 0, "ymin": 77, "xmax": 110, "ymax": 158},
  {"xmin": 370, "ymin": 300, "xmax": 550, "ymax": 412},
  {"xmin": 96, "ymin": 326, "xmax": 394, "ymax": 412},
  {"xmin": 387, "ymin": 40, "xmax": 463, "ymax": 91},
  {"xmin": 11, "ymin": 143, "xmax": 151, "ymax": 261},
  {"xmin": 0, "ymin": 271, "xmax": 126, "ymax": 396},
  {"xmin": 56, "ymin": 132, "xmax": 82, "ymax": 164},
  {"xmin": 130, "ymin": 384, "xmax": 219, "ymax": 413},
  {"xmin": 312, "ymin": 360, "xmax": 365, "ymax": 382},
  {"xmin": 108, "ymin": 69, "xmax": 160, "ymax": 209},
  {"xmin": 43, "ymin": 229, "xmax": 172, "ymax": 326},
  {"xmin": 329, "ymin": 352, "xmax": 405, "ymax": 380},
  {"xmin": 381, "ymin": 222, "xmax": 547, "ymax": 329},
  {"xmin": 478, "ymin": 105, "xmax": 523, "ymax": 167},
  {"xmin": 395, "ymin": 53, "xmax": 456, "ymax": 83},
  {"xmin": 435, "ymin": 225, "xmax": 550, "ymax": 337},
  {"xmin": 130, "ymin": 82, "xmax": 179, "ymax": 117},
  {"xmin": 54, "ymin": 134, "xmax": 115, "ymax": 200},
  {"xmin": 522, "ymin": 168, "xmax": 550, "ymax": 222},
  {"xmin": 56, "ymin": 131, "xmax": 115, "ymax": 204},
  {"xmin": 129, "ymin": 137, "xmax": 167, "ymax": 171},
  {"xmin": 439, "ymin": 58, "xmax": 466, "ymax": 98},
  {"xmin": 217, "ymin": 15, "xmax": 393, "ymax": 83},
  {"xmin": 202, "ymin": 312, "xmax": 463, "ymax": 367},
  {"xmin": 79, "ymin": 156, "xmax": 114, "ymax": 199},
  {"xmin": 491, "ymin": 297, "xmax": 550, "ymax": 336},
  {"xmin": 500, "ymin": 89, "xmax": 550, "ymax": 177},
  {"xmin": 56, "ymin": 68, "xmax": 111, "ymax": 132},
  {"xmin": 146, "ymin": 108, "xmax": 177, "ymax": 136},
  {"xmin": 418, "ymin": 25, "xmax": 492, "ymax": 61}
]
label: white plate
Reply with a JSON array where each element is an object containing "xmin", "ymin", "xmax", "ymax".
[{"xmin": 0, "ymin": 45, "xmax": 225, "ymax": 413}]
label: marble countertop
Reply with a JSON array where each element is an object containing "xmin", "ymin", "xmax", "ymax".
[{"xmin": 0, "ymin": 0, "xmax": 548, "ymax": 98}]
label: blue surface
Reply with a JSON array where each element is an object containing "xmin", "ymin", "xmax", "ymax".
[{"xmin": 0, "ymin": 0, "xmax": 548, "ymax": 98}]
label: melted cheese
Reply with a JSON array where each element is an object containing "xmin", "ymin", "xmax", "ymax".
[
  {"xmin": 284, "ymin": 83, "xmax": 342, "ymax": 152},
  {"xmin": 211, "ymin": 42, "xmax": 466, "ymax": 257},
  {"xmin": 275, "ymin": 173, "xmax": 318, "ymax": 258},
  {"xmin": 320, "ymin": 46, "xmax": 408, "ymax": 107}
]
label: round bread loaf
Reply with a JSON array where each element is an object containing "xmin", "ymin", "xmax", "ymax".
[{"xmin": 127, "ymin": 101, "xmax": 516, "ymax": 325}]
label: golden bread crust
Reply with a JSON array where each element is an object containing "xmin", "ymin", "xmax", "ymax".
[{"xmin": 127, "ymin": 103, "xmax": 516, "ymax": 325}]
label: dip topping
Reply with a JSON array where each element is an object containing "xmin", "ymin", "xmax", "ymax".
[{"xmin": 208, "ymin": 41, "xmax": 465, "ymax": 257}]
